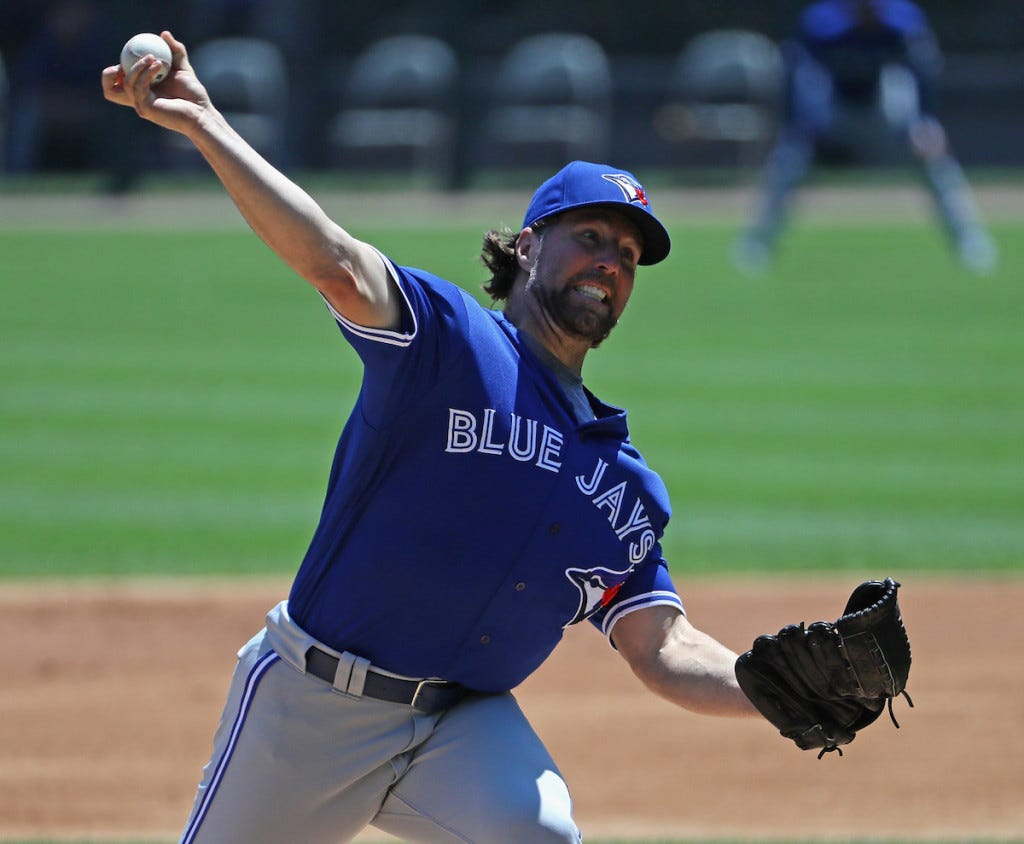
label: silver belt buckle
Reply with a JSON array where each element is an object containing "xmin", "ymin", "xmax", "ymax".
[{"xmin": 411, "ymin": 679, "xmax": 446, "ymax": 711}]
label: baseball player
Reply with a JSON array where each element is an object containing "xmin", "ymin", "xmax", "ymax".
[
  {"xmin": 734, "ymin": 0, "xmax": 998, "ymax": 275},
  {"xmin": 103, "ymin": 32, "xmax": 758, "ymax": 844}
]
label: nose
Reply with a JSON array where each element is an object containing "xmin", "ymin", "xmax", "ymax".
[{"xmin": 594, "ymin": 240, "xmax": 624, "ymax": 273}]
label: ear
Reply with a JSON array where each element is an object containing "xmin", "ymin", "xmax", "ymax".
[{"xmin": 516, "ymin": 227, "xmax": 539, "ymax": 272}]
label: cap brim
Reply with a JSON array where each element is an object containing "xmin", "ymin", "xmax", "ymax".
[{"xmin": 613, "ymin": 203, "xmax": 671, "ymax": 266}]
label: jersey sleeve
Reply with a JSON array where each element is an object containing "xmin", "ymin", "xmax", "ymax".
[
  {"xmin": 319, "ymin": 248, "xmax": 418, "ymax": 357},
  {"xmin": 319, "ymin": 249, "xmax": 472, "ymax": 427},
  {"xmin": 588, "ymin": 545, "xmax": 685, "ymax": 643}
]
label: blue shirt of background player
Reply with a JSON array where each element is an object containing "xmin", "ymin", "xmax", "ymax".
[
  {"xmin": 288, "ymin": 255, "xmax": 683, "ymax": 693},
  {"xmin": 785, "ymin": 0, "xmax": 941, "ymax": 121}
]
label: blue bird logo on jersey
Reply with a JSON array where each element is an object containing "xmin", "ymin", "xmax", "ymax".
[
  {"xmin": 601, "ymin": 173, "xmax": 650, "ymax": 208},
  {"xmin": 564, "ymin": 565, "xmax": 632, "ymax": 626}
]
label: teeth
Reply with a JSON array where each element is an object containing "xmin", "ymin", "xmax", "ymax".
[{"xmin": 576, "ymin": 284, "xmax": 607, "ymax": 301}]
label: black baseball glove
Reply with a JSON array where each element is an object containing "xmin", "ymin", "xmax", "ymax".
[{"xmin": 735, "ymin": 577, "xmax": 913, "ymax": 757}]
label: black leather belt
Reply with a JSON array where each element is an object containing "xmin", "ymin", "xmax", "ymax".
[{"xmin": 304, "ymin": 646, "xmax": 467, "ymax": 714}]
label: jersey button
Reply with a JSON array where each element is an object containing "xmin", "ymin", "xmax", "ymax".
[
  {"xmin": 515, "ymin": 582, "xmax": 526, "ymax": 592},
  {"xmin": 479, "ymin": 634, "xmax": 491, "ymax": 645},
  {"xmin": 548, "ymin": 523, "xmax": 561, "ymax": 535}
]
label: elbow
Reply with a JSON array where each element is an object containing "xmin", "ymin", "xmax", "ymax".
[
  {"xmin": 309, "ymin": 262, "xmax": 359, "ymax": 300},
  {"xmin": 299, "ymin": 226, "xmax": 365, "ymax": 296}
]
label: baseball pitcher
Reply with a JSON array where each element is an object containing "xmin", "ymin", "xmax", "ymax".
[{"xmin": 103, "ymin": 31, "xmax": 911, "ymax": 844}]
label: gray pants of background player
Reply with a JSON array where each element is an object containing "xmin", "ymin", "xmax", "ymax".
[{"xmin": 179, "ymin": 602, "xmax": 582, "ymax": 844}]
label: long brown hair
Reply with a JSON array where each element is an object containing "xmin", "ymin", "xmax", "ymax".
[{"xmin": 479, "ymin": 219, "xmax": 550, "ymax": 301}]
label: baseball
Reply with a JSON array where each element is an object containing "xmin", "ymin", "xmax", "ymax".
[{"xmin": 120, "ymin": 33, "xmax": 172, "ymax": 84}]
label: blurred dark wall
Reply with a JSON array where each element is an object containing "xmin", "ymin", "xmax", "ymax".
[{"xmin": 2, "ymin": 0, "xmax": 1022, "ymax": 180}]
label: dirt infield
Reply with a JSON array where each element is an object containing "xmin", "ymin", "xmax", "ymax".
[{"xmin": 2, "ymin": 576, "xmax": 1022, "ymax": 842}]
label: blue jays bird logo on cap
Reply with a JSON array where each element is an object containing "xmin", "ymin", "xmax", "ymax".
[{"xmin": 602, "ymin": 173, "xmax": 649, "ymax": 208}]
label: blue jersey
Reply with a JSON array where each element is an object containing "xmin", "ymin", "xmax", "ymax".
[
  {"xmin": 795, "ymin": 0, "xmax": 939, "ymax": 111},
  {"xmin": 288, "ymin": 255, "xmax": 683, "ymax": 692}
]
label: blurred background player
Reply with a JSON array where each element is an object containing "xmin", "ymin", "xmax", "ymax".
[{"xmin": 733, "ymin": 0, "xmax": 998, "ymax": 275}]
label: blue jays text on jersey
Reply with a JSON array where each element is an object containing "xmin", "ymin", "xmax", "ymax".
[
  {"xmin": 287, "ymin": 255, "xmax": 684, "ymax": 693},
  {"xmin": 445, "ymin": 412, "xmax": 657, "ymax": 565}
]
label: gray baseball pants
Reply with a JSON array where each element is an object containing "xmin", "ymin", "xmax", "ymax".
[{"xmin": 179, "ymin": 601, "xmax": 582, "ymax": 844}]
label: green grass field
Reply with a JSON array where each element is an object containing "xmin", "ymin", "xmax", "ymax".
[{"xmin": 2, "ymin": 215, "xmax": 1022, "ymax": 582}]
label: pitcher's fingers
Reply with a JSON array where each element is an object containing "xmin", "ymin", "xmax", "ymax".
[
  {"xmin": 162, "ymin": 30, "xmax": 191, "ymax": 72},
  {"xmin": 101, "ymin": 64, "xmax": 130, "ymax": 103},
  {"xmin": 124, "ymin": 56, "xmax": 163, "ymax": 103}
]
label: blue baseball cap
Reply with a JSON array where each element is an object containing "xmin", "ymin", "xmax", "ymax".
[{"xmin": 522, "ymin": 160, "xmax": 671, "ymax": 265}]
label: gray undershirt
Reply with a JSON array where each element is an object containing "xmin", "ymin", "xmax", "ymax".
[{"xmin": 522, "ymin": 334, "xmax": 596, "ymax": 425}]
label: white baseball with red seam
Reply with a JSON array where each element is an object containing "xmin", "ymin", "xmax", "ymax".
[{"xmin": 120, "ymin": 33, "xmax": 172, "ymax": 84}]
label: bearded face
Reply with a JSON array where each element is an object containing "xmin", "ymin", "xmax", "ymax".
[
  {"xmin": 526, "ymin": 262, "xmax": 620, "ymax": 347},
  {"xmin": 522, "ymin": 211, "xmax": 640, "ymax": 348}
]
